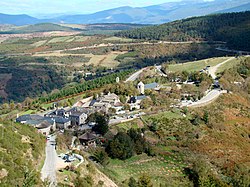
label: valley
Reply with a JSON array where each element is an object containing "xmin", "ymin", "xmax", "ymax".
[{"xmin": 0, "ymin": 7, "xmax": 249, "ymax": 187}]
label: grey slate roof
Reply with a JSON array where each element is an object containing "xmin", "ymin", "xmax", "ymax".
[
  {"xmin": 144, "ymin": 82, "xmax": 158, "ymax": 90},
  {"xmin": 16, "ymin": 114, "xmax": 44, "ymax": 123},
  {"xmin": 79, "ymin": 132, "xmax": 97, "ymax": 141}
]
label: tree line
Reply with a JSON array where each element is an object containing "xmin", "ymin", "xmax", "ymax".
[
  {"xmin": 116, "ymin": 11, "xmax": 250, "ymax": 51},
  {"xmin": 38, "ymin": 70, "xmax": 132, "ymax": 103}
]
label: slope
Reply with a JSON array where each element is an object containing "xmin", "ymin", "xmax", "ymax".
[
  {"xmin": 0, "ymin": 13, "xmax": 39, "ymax": 26},
  {"xmin": 0, "ymin": 23, "xmax": 79, "ymax": 34},
  {"xmin": 0, "ymin": 121, "xmax": 45, "ymax": 186},
  {"xmin": 116, "ymin": 11, "xmax": 250, "ymax": 51}
]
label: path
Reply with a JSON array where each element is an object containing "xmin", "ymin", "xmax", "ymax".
[
  {"xmin": 41, "ymin": 135, "xmax": 57, "ymax": 186},
  {"xmin": 208, "ymin": 57, "xmax": 235, "ymax": 79},
  {"xmin": 4, "ymin": 40, "xmax": 215, "ymax": 57}
]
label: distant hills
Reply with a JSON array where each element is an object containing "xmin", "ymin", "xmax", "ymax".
[
  {"xmin": 0, "ymin": 23, "xmax": 147, "ymax": 34},
  {"xmin": 0, "ymin": 0, "xmax": 250, "ymax": 25},
  {"xmin": 0, "ymin": 13, "xmax": 40, "ymax": 26},
  {"xmin": 116, "ymin": 11, "xmax": 250, "ymax": 51}
]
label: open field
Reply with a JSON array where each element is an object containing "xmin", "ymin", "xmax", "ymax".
[
  {"xmin": 103, "ymin": 153, "xmax": 188, "ymax": 186},
  {"xmin": 85, "ymin": 51, "xmax": 126, "ymax": 68},
  {"xmin": 104, "ymin": 36, "xmax": 133, "ymax": 42},
  {"xmin": 31, "ymin": 40, "xmax": 47, "ymax": 47},
  {"xmin": 168, "ymin": 57, "xmax": 231, "ymax": 73},
  {"xmin": 216, "ymin": 56, "xmax": 249, "ymax": 73},
  {"xmin": 33, "ymin": 50, "xmax": 126, "ymax": 68}
]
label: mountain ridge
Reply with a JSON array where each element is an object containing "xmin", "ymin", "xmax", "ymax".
[{"xmin": 0, "ymin": 0, "xmax": 249, "ymax": 25}]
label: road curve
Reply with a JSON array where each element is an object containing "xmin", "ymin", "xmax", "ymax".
[
  {"xmin": 181, "ymin": 89, "xmax": 227, "ymax": 108},
  {"xmin": 125, "ymin": 68, "xmax": 147, "ymax": 82}
]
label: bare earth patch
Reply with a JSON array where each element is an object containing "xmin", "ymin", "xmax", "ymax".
[
  {"xmin": 0, "ymin": 168, "xmax": 8, "ymax": 180},
  {"xmin": 21, "ymin": 135, "xmax": 31, "ymax": 143}
]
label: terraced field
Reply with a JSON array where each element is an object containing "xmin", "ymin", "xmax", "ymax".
[{"xmin": 103, "ymin": 154, "xmax": 188, "ymax": 186}]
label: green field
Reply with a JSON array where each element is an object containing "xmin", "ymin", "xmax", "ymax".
[
  {"xmin": 104, "ymin": 36, "xmax": 133, "ymax": 42},
  {"xmin": 103, "ymin": 153, "xmax": 188, "ymax": 186},
  {"xmin": 168, "ymin": 57, "xmax": 230, "ymax": 73},
  {"xmin": 216, "ymin": 56, "xmax": 248, "ymax": 73}
]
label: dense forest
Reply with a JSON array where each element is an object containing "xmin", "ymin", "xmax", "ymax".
[{"xmin": 116, "ymin": 11, "xmax": 250, "ymax": 51}]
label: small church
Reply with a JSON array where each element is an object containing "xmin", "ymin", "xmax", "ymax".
[{"xmin": 137, "ymin": 81, "xmax": 159, "ymax": 95}]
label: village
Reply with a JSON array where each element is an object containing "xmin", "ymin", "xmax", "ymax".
[
  {"xmin": 15, "ymin": 79, "xmax": 161, "ymax": 145},
  {"xmin": 16, "ymin": 57, "xmax": 226, "ymax": 152}
]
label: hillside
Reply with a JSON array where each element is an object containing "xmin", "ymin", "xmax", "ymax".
[
  {"xmin": 116, "ymin": 11, "xmax": 250, "ymax": 51},
  {"xmin": 0, "ymin": 121, "xmax": 45, "ymax": 186},
  {"xmin": 0, "ymin": 23, "xmax": 79, "ymax": 34},
  {"xmin": 0, "ymin": 0, "xmax": 250, "ymax": 25},
  {"xmin": 0, "ymin": 13, "xmax": 39, "ymax": 26}
]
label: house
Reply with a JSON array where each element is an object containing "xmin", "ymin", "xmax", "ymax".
[
  {"xmin": 16, "ymin": 114, "xmax": 44, "ymax": 124},
  {"xmin": 73, "ymin": 96, "xmax": 93, "ymax": 108},
  {"xmin": 128, "ymin": 95, "xmax": 147, "ymax": 110},
  {"xmin": 48, "ymin": 117, "xmax": 71, "ymax": 130},
  {"xmin": 79, "ymin": 132, "xmax": 98, "ymax": 147},
  {"xmin": 137, "ymin": 82, "xmax": 159, "ymax": 94},
  {"xmin": 16, "ymin": 114, "xmax": 56, "ymax": 136},
  {"xmin": 36, "ymin": 120, "xmax": 55, "ymax": 136},
  {"xmin": 69, "ymin": 111, "xmax": 88, "ymax": 126},
  {"xmin": 44, "ymin": 108, "xmax": 67, "ymax": 118},
  {"xmin": 98, "ymin": 93, "xmax": 120, "ymax": 106},
  {"xmin": 92, "ymin": 102, "xmax": 111, "ymax": 113}
]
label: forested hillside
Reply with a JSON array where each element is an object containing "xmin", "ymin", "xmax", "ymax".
[{"xmin": 116, "ymin": 11, "xmax": 250, "ymax": 51}]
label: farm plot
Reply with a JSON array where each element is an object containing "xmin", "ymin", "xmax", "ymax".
[
  {"xmin": 104, "ymin": 36, "xmax": 133, "ymax": 42},
  {"xmin": 85, "ymin": 51, "xmax": 126, "ymax": 68},
  {"xmin": 48, "ymin": 36, "xmax": 75, "ymax": 43},
  {"xmin": 104, "ymin": 154, "xmax": 188, "ymax": 186},
  {"xmin": 31, "ymin": 40, "xmax": 47, "ymax": 47},
  {"xmin": 168, "ymin": 57, "xmax": 231, "ymax": 73}
]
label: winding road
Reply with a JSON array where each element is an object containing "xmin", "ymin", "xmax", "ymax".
[
  {"xmin": 182, "ymin": 57, "xmax": 237, "ymax": 107},
  {"xmin": 41, "ymin": 135, "xmax": 57, "ymax": 186},
  {"xmin": 125, "ymin": 67, "xmax": 147, "ymax": 82}
]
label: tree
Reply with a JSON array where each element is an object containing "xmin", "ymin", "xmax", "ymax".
[
  {"xmin": 137, "ymin": 174, "xmax": 153, "ymax": 187},
  {"xmin": 88, "ymin": 112, "xmax": 109, "ymax": 135},
  {"xmin": 106, "ymin": 132, "xmax": 134, "ymax": 160},
  {"xmin": 128, "ymin": 177, "xmax": 137, "ymax": 187},
  {"xmin": 203, "ymin": 111, "xmax": 209, "ymax": 125},
  {"xmin": 93, "ymin": 149, "xmax": 109, "ymax": 166}
]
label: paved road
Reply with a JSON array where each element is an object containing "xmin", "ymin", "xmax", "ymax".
[
  {"xmin": 216, "ymin": 47, "xmax": 250, "ymax": 55},
  {"xmin": 208, "ymin": 57, "xmax": 235, "ymax": 79},
  {"xmin": 125, "ymin": 68, "xmax": 146, "ymax": 82},
  {"xmin": 155, "ymin": 65, "xmax": 167, "ymax": 77},
  {"xmin": 41, "ymin": 135, "xmax": 57, "ymax": 186},
  {"xmin": 181, "ymin": 89, "xmax": 225, "ymax": 108}
]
